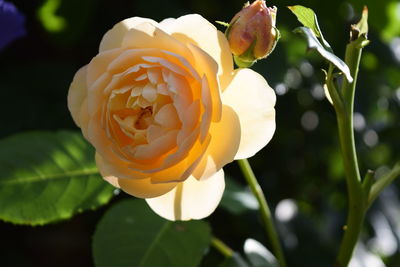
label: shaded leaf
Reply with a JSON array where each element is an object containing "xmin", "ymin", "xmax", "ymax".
[
  {"xmin": 244, "ymin": 239, "xmax": 278, "ymax": 267},
  {"xmin": 220, "ymin": 177, "xmax": 259, "ymax": 215},
  {"xmin": 219, "ymin": 253, "xmax": 251, "ymax": 267},
  {"xmin": 93, "ymin": 199, "xmax": 211, "ymax": 267},
  {"xmin": 294, "ymin": 27, "xmax": 353, "ymax": 82},
  {"xmin": 0, "ymin": 131, "xmax": 114, "ymax": 225}
]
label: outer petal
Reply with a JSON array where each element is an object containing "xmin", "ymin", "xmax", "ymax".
[
  {"xmin": 96, "ymin": 154, "xmax": 177, "ymax": 198},
  {"xmin": 121, "ymin": 22, "xmax": 193, "ymax": 63},
  {"xmin": 222, "ymin": 68, "xmax": 276, "ymax": 159},
  {"xmin": 67, "ymin": 66, "xmax": 87, "ymax": 127},
  {"xmin": 146, "ymin": 169, "xmax": 225, "ymax": 221},
  {"xmin": 192, "ymin": 105, "xmax": 240, "ymax": 181},
  {"xmin": 160, "ymin": 14, "xmax": 234, "ymax": 89},
  {"xmin": 99, "ymin": 17, "xmax": 157, "ymax": 52}
]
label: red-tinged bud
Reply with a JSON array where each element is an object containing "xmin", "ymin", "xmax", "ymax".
[{"xmin": 226, "ymin": 0, "xmax": 279, "ymax": 67}]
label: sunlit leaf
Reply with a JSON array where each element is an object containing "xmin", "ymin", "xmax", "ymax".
[
  {"xmin": 0, "ymin": 131, "xmax": 114, "ymax": 225},
  {"xmin": 293, "ymin": 26, "xmax": 353, "ymax": 82},
  {"xmin": 93, "ymin": 199, "xmax": 211, "ymax": 267},
  {"xmin": 288, "ymin": 5, "xmax": 331, "ymax": 50}
]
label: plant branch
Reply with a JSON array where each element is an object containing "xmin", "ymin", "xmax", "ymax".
[
  {"xmin": 211, "ymin": 237, "xmax": 234, "ymax": 258},
  {"xmin": 368, "ymin": 162, "xmax": 400, "ymax": 207},
  {"xmin": 237, "ymin": 159, "xmax": 287, "ymax": 267},
  {"xmin": 335, "ymin": 38, "xmax": 366, "ymax": 267}
]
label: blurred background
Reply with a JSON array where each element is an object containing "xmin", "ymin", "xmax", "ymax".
[{"xmin": 0, "ymin": 0, "xmax": 399, "ymax": 266}]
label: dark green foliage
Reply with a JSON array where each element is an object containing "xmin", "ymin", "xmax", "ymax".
[{"xmin": 93, "ymin": 199, "xmax": 211, "ymax": 267}]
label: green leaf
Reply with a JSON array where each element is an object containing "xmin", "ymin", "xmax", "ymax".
[
  {"xmin": 219, "ymin": 253, "xmax": 250, "ymax": 267},
  {"xmin": 294, "ymin": 27, "xmax": 353, "ymax": 82},
  {"xmin": 220, "ymin": 177, "xmax": 259, "ymax": 215},
  {"xmin": 244, "ymin": 239, "xmax": 278, "ymax": 267},
  {"xmin": 93, "ymin": 199, "xmax": 211, "ymax": 267},
  {"xmin": 288, "ymin": 5, "xmax": 331, "ymax": 50},
  {"xmin": 0, "ymin": 131, "xmax": 114, "ymax": 225}
]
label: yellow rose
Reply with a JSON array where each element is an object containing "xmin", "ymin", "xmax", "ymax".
[{"xmin": 68, "ymin": 14, "xmax": 276, "ymax": 221}]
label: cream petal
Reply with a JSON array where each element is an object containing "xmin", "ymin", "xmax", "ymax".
[
  {"xmin": 160, "ymin": 50, "xmax": 202, "ymax": 81},
  {"xmin": 199, "ymin": 75, "xmax": 213, "ymax": 141},
  {"xmin": 87, "ymin": 73, "xmax": 112, "ymax": 116},
  {"xmin": 165, "ymin": 71, "xmax": 192, "ymax": 97},
  {"xmin": 154, "ymin": 103, "xmax": 181, "ymax": 129},
  {"xmin": 158, "ymin": 17, "xmax": 176, "ymax": 31},
  {"xmin": 132, "ymin": 130, "xmax": 178, "ymax": 161},
  {"xmin": 147, "ymin": 125, "xmax": 167, "ymax": 143},
  {"xmin": 157, "ymin": 83, "xmax": 168, "ymax": 95},
  {"xmin": 147, "ymin": 68, "xmax": 162, "ymax": 84},
  {"xmin": 119, "ymin": 177, "xmax": 177, "ymax": 198},
  {"xmin": 95, "ymin": 154, "xmax": 120, "ymax": 188},
  {"xmin": 181, "ymin": 100, "xmax": 201, "ymax": 129},
  {"xmin": 121, "ymin": 22, "xmax": 194, "ymax": 62},
  {"xmin": 95, "ymin": 154, "xmax": 176, "ymax": 198},
  {"xmin": 142, "ymin": 83, "xmax": 157, "ymax": 102},
  {"xmin": 87, "ymin": 49, "xmax": 123, "ymax": 87},
  {"xmin": 78, "ymin": 98, "xmax": 90, "ymax": 139},
  {"xmin": 99, "ymin": 17, "xmax": 157, "ymax": 52},
  {"xmin": 145, "ymin": 169, "xmax": 225, "ymax": 221},
  {"xmin": 67, "ymin": 66, "xmax": 88, "ymax": 127},
  {"xmin": 222, "ymin": 69, "xmax": 276, "ymax": 159},
  {"xmin": 95, "ymin": 151, "xmax": 147, "ymax": 179},
  {"xmin": 187, "ymin": 44, "xmax": 222, "ymax": 122},
  {"xmin": 192, "ymin": 105, "xmax": 240, "ymax": 180},
  {"xmin": 143, "ymin": 56, "xmax": 192, "ymax": 78},
  {"xmin": 103, "ymin": 176, "xmax": 120, "ymax": 188},
  {"xmin": 107, "ymin": 48, "xmax": 160, "ymax": 74},
  {"xmin": 160, "ymin": 14, "xmax": 234, "ymax": 89},
  {"xmin": 138, "ymin": 128, "xmax": 204, "ymax": 179}
]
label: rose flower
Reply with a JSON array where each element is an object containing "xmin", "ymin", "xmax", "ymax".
[{"xmin": 68, "ymin": 14, "xmax": 276, "ymax": 221}]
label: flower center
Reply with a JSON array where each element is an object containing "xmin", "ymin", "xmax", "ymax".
[
  {"xmin": 103, "ymin": 55, "xmax": 204, "ymax": 164},
  {"xmin": 135, "ymin": 106, "xmax": 153, "ymax": 130}
]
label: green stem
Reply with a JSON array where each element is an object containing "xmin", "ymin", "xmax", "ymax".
[
  {"xmin": 368, "ymin": 162, "xmax": 400, "ymax": 207},
  {"xmin": 238, "ymin": 159, "xmax": 287, "ymax": 267},
  {"xmin": 335, "ymin": 114, "xmax": 365, "ymax": 267},
  {"xmin": 335, "ymin": 40, "xmax": 366, "ymax": 267},
  {"xmin": 211, "ymin": 237, "xmax": 234, "ymax": 258}
]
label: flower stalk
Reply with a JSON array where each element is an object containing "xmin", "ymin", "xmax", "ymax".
[
  {"xmin": 330, "ymin": 13, "xmax": 369, "ymax": 266},
  {"xmin": 368, "ymin": 162, "xmax": 400, "ymax": 207},
  {"xmin": 211, "ymin": 237, "xmax": 234, "ymax": 258},
  {"xmin": 238, "ymin": 159, "xmax": 286, "ymax": 267}
]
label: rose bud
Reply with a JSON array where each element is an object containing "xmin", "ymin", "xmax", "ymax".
[{"xmin": 226, "ymin": 0, "xmax": 279, "ymax": 67}]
